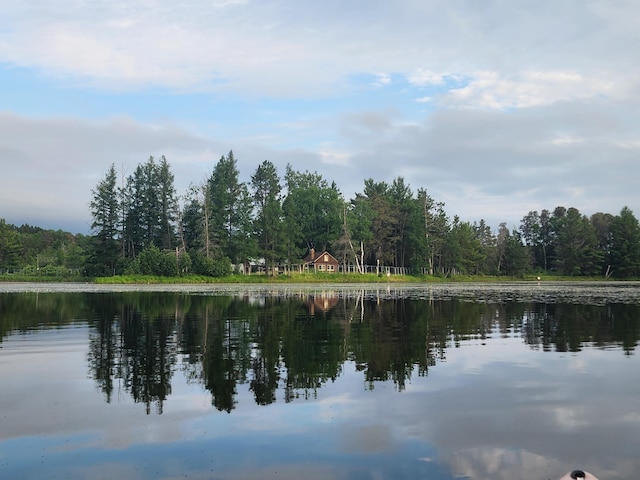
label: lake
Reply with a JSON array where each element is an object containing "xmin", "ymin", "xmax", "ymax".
[{"xmin": 1, "ymin": 282, "xmax": 639, "ymax": 480}]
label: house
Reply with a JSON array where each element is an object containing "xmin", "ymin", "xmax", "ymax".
[{"xmin": 303, "ymin": 248, "xmax": 340, "ymax": 273}]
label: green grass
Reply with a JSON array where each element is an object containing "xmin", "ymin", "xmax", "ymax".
[
  {"xmin": 93, "ymin": 272, "xmax": 614, "ymax": 284},
  {"xmin": 94, "ymin": 272, "xmax": 428, "ymax": 284},
  {"xmin": 3, "ymin": 272, "xmax": 625, "ymax": 284},
  {"xmin": 0, "ymin": 274, "xmax": 86, "ymax": 282}
]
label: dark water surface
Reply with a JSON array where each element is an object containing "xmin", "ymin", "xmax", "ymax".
[{"xmin": 1, "ymin": 283, "xmax": 639, "ymax": 480}]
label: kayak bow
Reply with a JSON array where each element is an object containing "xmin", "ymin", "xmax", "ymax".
[{"xmin": 559, "ymin": 471, "xmax": 599, "ymax": 480}]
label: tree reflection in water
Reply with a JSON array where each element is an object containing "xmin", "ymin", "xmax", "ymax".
[{"xmin": 1, "ymin": 289, "xmax": 638, "ymax": 414}]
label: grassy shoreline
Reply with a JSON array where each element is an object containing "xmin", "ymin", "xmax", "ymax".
[{"xmin": 0, "ymin": 272, "xmax": 622, "ymax": 284}]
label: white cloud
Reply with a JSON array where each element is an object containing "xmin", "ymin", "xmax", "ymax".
[
  {"xmin": 441, "ymin": 70, "xmax": 617, "ymax": 110},
  {"xmin": 407, "ymin": 69, "xmax": 445, "ymax": 86},
  {"xmin": 371, "ymin": 73, "xmax": 391, "ymax": 86},
  {"xmin": 318, "ymin": 149, "xmax": 352, "ymax": 167},
  {"xmin": 1, "ymin": 0, "xmax": 638, "ymax": 98},
  {"xmin": 1, "ymin": 0, "xmax": 640, "ymax": 232}
]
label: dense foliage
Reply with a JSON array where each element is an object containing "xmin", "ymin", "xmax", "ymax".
[{"xmin": 2, "ymin": 152, "xmax": 640, "ymax": 279}]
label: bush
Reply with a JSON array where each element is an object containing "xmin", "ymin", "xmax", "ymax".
[
  {"xmin": 190, "ymin": 252, "xmax": 232, "ymax": 277},
  {"xmin": 178, "ymin": 251, "xmax": 191, "ymax": 276},
  {"xmin": 128, "ymin": 244, "xmax": 176, "ymax": 276}
]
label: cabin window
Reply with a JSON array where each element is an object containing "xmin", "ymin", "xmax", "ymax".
[
  {"xmin": 327, "ymin": 265, "xmax": 335, "ymax": 272},
  {"xmin": 324, "ymin": 254, "xmax": 328, "ymax": 262},
  {"xmin": 317, "ymin": 264, "xmax": 325, "ymax": 271}
]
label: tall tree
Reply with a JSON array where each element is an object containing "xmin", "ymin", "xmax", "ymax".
[
  {"xmin": 157, "ymin": 156, "xmax": 178, "ymax": 250},
  {"xmin": 442, "ymin": 217, "xmax": 484, "ymax": 275},
  {"xmin": 495, "ymin": 222, "xmax": 510, "ymax": 274},
  {"xmin": 208, "ymin": 151, "xmax": 254, "ymax": 265},
  {"xmin": 474, "ymin": 219, "xmax": 497, "ymax": 274},
  {"xmin": 282, "ymin": 165, "xmax": 342, "ymax": 260},
  {"xmin": 339, "ymin": 196, "xmax": 374, "ymax": 273},
  {"xmin": 88, "ymin": 164, "xmax": 120, "ymax": 275},
  {"xmin": 590, "ymin": 212, "xmax": 614, "ymax": 276},
  {"xmin": 0, "ymin": 219, "xmax": 21, "ymax": 271},
  {"xmin": 122, "ymin": 156, "xmax": 178, "ymax": 259},
  {"xmin": 500, "ymin": 227, "xmax": 529, "ymax": 276},
  {"xmin": 418, "ymin": 188, "xmax": 448, "ymax": 275},
  {"xmin": 360, "ymin": 179, "xmax": 397, "ymax": 268},
  {"xmin": 551, "ymin": 207, "xmax": 602, "ymax": 275},
  {"xmin": 251, "ymin": 161, "xmax": 285, "ymax": 273},
  {"xmin": 181, "ymin": 183, "xmax": 206, "ymax": 252},
  {"xmin": 388, "ymin": 177, "xmax": 423, "ymax": 268},
  {"xmin": 609, "ymin": 206, "xmax": 640, "ymax": 278},
  {"xmin": 520, "ymin": 209, "xmax": 553, "ymax": 271}
]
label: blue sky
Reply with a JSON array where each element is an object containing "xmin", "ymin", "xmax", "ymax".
[{"xmin": 1, "ymin": 0, "xmax": 639, "ymax": 233}]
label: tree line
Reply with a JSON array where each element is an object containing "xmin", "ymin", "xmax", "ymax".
[
  {"xmin": 1, "ymin": 151, "xmax": 639, "ymax": 278},
  {"xmin": 0, "ymin": 220, "xmax": 88, "ymax": 276}
]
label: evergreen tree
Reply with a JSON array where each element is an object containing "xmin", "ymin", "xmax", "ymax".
[
  {"xmin": 609, "ymin": 206, "xmax": 640, "ymax": 278},
  {"xmin": 122, "ymin": 156, "xmax": 178, "ymax": 259},
  {"xmin": 502, "ymin": 228, "xmax": 529, "ymax": 276},
  {"xmin": 208, "ymin": 151, "xmax": 254, "ymax": 266},
  {"xmin": 474, "ymin": 219, "xmax": 497, "ymax": 274},
  {"xmin": 360, "ymin": 179, "xmax": 397, "ymax": 268},
  {"xmin": 0, "ymin": 219, "xmax": 21, "ymax": 271},
  {"xmin": 442, "ymin": 217, "xmax": 484, "ymax": 275},
  {"xmin": 418, "ymin": 188, "xmax": 448, "ymax": 275},
  {"xmin": 181, "ymin": 183, "xmax": 206, "ymax": 252},
  {"xmin": 389, "ymin": 177, "xmax": 424, "ymax": 269},
  {"xmin": 551, "ymin": 207, "xmax": 602, "ymax": 275},
  {"xmin": 157, "ymin": 156, "xmax": 178, "ymax": 250},
  {"xmin": 251, "ymin": 160, "xmax": 285, "ymax": 274},
  {"xmin": 88, "ymin": 164, "xmax": 120, "ymax": 275},
  {"xmin": 591, "ymin": 212, "xmax": 614, "ymax": 276}
]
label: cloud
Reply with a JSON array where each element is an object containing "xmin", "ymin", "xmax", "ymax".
[
  {"xmin": 441, "ymin": 70, "xmax": 618, "ymax": 110},
  {"xmin": 333, "ymin": 96, "xmax": 640, "ymax": 226},
  {"xmin": 1, "ymin": 0, "xmax": 638, "ymax": 98},
  {"xmin": 407, "ymin": 69, "xmax": 446, "ymax": 87},
  {"xmin": 1, "ymin": 0, "xmax": 640, "ymax": 233},
  {"xmin": 0, "ymin": 113, "xmax": 215, "ymax": 231},
  {"xmin": 371, "ymin": 73, "xmax": 392, "ymax": 87}
]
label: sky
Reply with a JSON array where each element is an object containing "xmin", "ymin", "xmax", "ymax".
[{"xmin": 1, "ymin": 0, "xmax": 639, "ymax": 234}]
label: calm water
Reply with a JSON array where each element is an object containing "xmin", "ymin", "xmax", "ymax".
[{"xmin": 1, "ymin": 283, "xmax": 639, "ymax": 480}]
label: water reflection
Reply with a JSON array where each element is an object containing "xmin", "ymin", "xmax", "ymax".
[
  {"xmin": 2, "ymin": 288, "xmax": 640, "ymax": 479},
  {"xmin": 1, "ymin": 290, "xmax": 638, "ymax": 415}
]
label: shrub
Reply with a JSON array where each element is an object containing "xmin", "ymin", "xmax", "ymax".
[
  {"xmin": 128, "ymin": 244, "xmax": 176, "ymax": 276},
  {"xmin": 190, "ymin": 252, "xmax": 232, "ymax": 277}
]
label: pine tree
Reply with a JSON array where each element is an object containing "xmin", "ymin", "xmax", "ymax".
[
  {"xmin": 208, "ymin": 151, "xmax": 254, "ymax": 266},
  {"xmin": 609, "ymin": 206, "xmax": 640, "ymax": 278},
  {"xmin": 122, "ymin": 156, "xmax": 178, "ymax": 259},
  {"xmin": 251, "ymin": 160, "xmax": 285, "ymax": 274},
  {"xmin": 88, "ymin": 164, "xmax": 120, "ymax": 275}
]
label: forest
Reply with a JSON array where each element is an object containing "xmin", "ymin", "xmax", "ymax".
[{"xmin": 1, "ymin": 151, "xmax": 640, "ymax": 279}]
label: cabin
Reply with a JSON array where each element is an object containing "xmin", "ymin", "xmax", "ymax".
[{"xmin": 303, "ymin": 248, "xmax": 340, "ymax": 273}]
